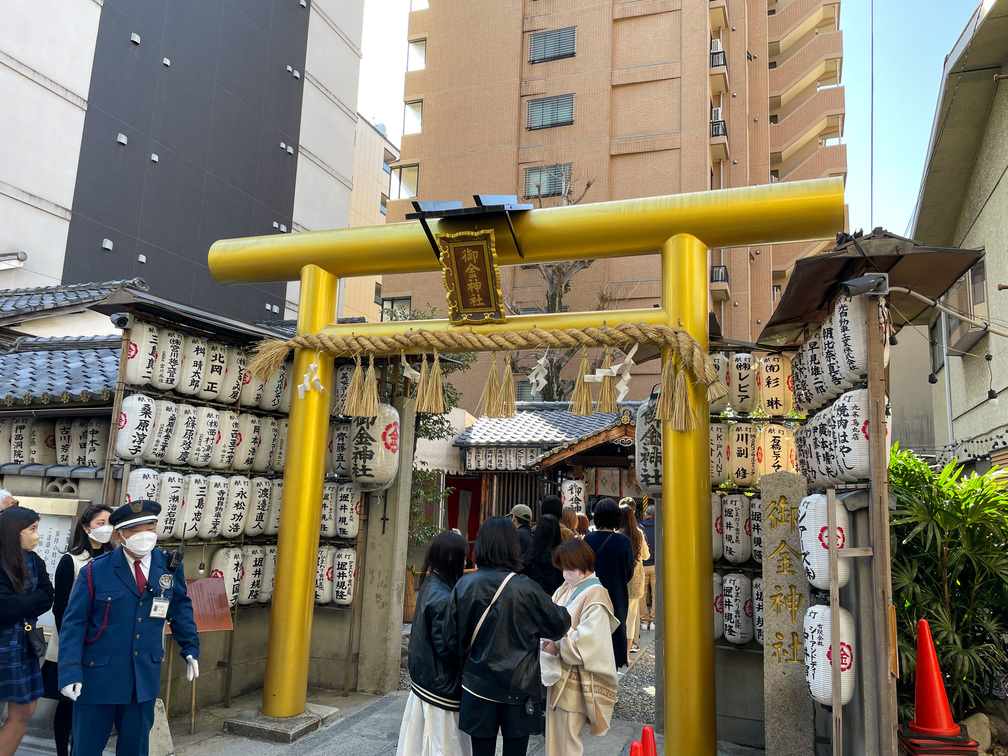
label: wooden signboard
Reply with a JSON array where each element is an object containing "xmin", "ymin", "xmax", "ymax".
[{"xmin": 438, "ymin": 229, "xmax": 506, "ymax": 324}]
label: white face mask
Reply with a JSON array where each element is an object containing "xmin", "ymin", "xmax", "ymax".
[
  {"xmin": 88, "ymin": 525, "xmax": 113, "ymax": 544},
  {"xmin": 563, "ymin": 569, "xmax": 583, "ymax": 585},
  {"xmin": 123, "ymin": 531, "xmax": 157, "ymax": 557}
]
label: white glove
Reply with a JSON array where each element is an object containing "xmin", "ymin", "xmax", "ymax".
[
  {"xmin": 61, "ymin": 683, "xmax": 82, "ymax": 701},
  {"xmin": 185, "ymin": 655, "xmax": 199, "ymax": 681}
]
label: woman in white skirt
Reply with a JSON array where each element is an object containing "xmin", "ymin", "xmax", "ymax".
[{"xmin": 397, "ymin": 531, "xmax": 471, "ymax": 756}]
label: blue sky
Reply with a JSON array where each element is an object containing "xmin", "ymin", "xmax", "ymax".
[{"xmin": 358, "ymin": 0, "xmax": 979, "ymax": 238}]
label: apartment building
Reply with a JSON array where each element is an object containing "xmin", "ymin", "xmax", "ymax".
[
  {"xmin": 383, "ymin": 0, "xmax": 846, "ymax": 409},
  {"xmin": 0, "ymin": 0, "xmax": 363, "ymax": 325}
]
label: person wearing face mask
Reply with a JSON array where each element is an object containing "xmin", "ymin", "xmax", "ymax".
[
  {"xmin": 57, "ymin": 500, "xmax": 199, "ymax": 756},
  {"xmin": 541, "ymin": 538, "xmax": 618, "ymax": 756},
  {"xmin": 41, "ymin": 504, "xmax": 115, "ymax": 756},
  {"xmin": 0, "ymin": 506, "xmax": 55, "ymax": 756}
]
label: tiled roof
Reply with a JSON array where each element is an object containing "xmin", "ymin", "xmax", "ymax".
[
  {"xmin": 529, "ymin": 409, "xmax": 637, "ymax": 469},
  {"xmin": 0, "ymin": 279, "xmax": 147, "ymax": 324},
  {"xmin": 261, "ymin": 316, "xmax": 367, "ymax": 338},
  {"xmin": 456, "ymin": 401, "xmax": 642, "ymax": 447},
  {"xmin": 0, "ymin": 335, "xmax": 121, "ymax": 407}
]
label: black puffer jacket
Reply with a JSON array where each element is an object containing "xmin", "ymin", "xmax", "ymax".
[
  {"xmin": 441, "ymin": 567, "xmax": 570, "ymax": 705},
  {"xmin": 408, "ymin": 574, "xmax": 463, "ymax": 711}
]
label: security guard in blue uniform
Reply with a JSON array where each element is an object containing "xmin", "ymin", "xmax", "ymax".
[{"xmin": 58, "ymin": 500, "xmax": 199, "ymax": 756}]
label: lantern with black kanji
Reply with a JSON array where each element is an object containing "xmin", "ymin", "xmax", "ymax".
[
  {"xmin": 336, "ymin": 482, "xmax": 363, "ymax": 539},
  {"xmin": 729, "ymin": 353, "xmax": 757, "ymax": 414},
  {"xmin": 238, "ymin": 545, "xmax": 265, "ymax": 605},
  {"xmin": 175, "ymin": 473, "xmax": 206, "ymax": 539},
  {"xmin": 125, "ymin": 467, "xmax": 160, "ymax": 504},
  {"xmin": 710, "ymin": 353, "xmax": 730, "ymax": 415},
  {"xmin": 728, "ymin": 422, "xmax": 757, "ymax": 488},
  {"xmin": 756, "ymin": 424, "xmax": 795, "ymax": 479},
  {"xmin": 188, "ymin": 406, "xmax": 220, "ymax": 468},
  {"xmin": 710, "ymin": 422, "xmax": 728, "ymax": 486},
  {"xmin": 315, "ymin": 546, "xmax": 337, "ymax": 603},
  {"xmin": 350, "ymin": 404, "xmax": 401, "ymax": 492},
  {"xmin": 116, "ymin": 394, "xmax": 156, "ymax": 460},
  {"xmin": 198, "ymin": 341, "xmax": 229, "ymax": 402},
  {"xmin": 259, "ymin": 546, "xmax": 277, "ymax": 603},
  {"xmin": 29, "ymin": 420, "xmax": 56, "ymax": 465},
  {"xmin": 155, "ymin": 471, "xmax": 184, "ymax": 541},
  {"xmin": 635, "ymin": 399, "xmax": 662, "ymax": 495},
  {"xmin": 232, "ymin": 414, "xmax": 260, "ymax": 471},
  {"xmin": 252, "ymin": 416, "xmax": 278, "ymax": 473},
  {"xmin": 333, "ymin": 547, "xmax": 356, "ymax": 606},
  {"xmin": 210, "ymin": 410, "xmax": 240, "ymax": 470},
  {"xmin": 561, "ymin": 479, "xmax": 587, "ymax": 514},
  {"xmin": 210, "ymin": 547, "xmax": 243, "ymax": 608},
  {"xmin": 722, "ymin": 572, "xmax": 753, "ymax": 645},
  {"xmin": 245, "ymin": 477, "xmax": 271, "ymax": 537},
  {"xmin": 164, "ymin": 403, "xmax": 197, "ymax": 466},
  {"xmin": 221, "ymin": 476, "xmax": 250, "ymax": 539},
  {"xmin": 141, "ymin": 400, "xmax": 177, "ymax": 463},
  {"xmin": 125, "ymin": 322, "xmax": 159, "ymax": 386},
  {"xmin": 151, "ymin": 328, "xmax": 184, "ymax": 391},
  {"xmin": 753, "ymin": 577, "xmax": 764, "ymax": 646},
  {"xmin": 758, "ymin": 353, "xmax": 794, "ymax": 416},
  {"xmin": 197, "ymin": 475, "xmax": 230, "ymax": 539},
  {"xmin": 797, "ymin": 494, "xmax": 850, "ymax": 590},
  {"xmin": 266, "ymin": 479, "xmax": 283, "ymax": 535},
  {"xmin": 722, "ymin": 494, "xmax": 752, "ymax": 564}
]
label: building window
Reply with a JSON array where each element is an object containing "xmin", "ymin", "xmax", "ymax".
[
  {"xmin": 383, "ymin": 149, "xmax": 395, "ymax": 175},
  {"xmin": 374, "ymin": 282, "xmax": 383, "ymax": 306},
  {"xmin": 407, "ymin": 39, "xmax": 426, "ymax": 71},
  {"xmin": 772, "ymin": 284, "xmax": 782, "ymax": 302},
  {"xmin": 527, "ymin": 93, "xmax": 574, "ymax": 130},
  {"xmin": 524, "ymin": 163, "xmax": 572, "ymax": 199},
  {"xmin": 390, "ymin": 165, "xmax": 419, "ymax": 200},
  {"xmin": 381, "ymin": 297, "xmax": 412, "ymax": 321},
  {"xmin": 529, "ymin": 27, "xmax": 576, "ymax": 64},
  {"xmin": 516, "ymin": 380, "xmax": 533, "ymax": 401},
  {"xmin": 404, "ymin": 100, "xmax": 423, "ymax": 135},
  {"xmin": 380, "ymin": 193, "xmax": 388, "ymax": 215}
]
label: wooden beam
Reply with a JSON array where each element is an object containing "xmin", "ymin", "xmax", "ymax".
[{"xmin": 533, "ymin": 423, "xmax": 635, "ymax": 471}]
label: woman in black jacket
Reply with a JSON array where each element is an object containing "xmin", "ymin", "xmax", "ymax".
[
  {"xmin": 397, "ymin": 530, "xmax": 470, "ymax": 756},
  {"xmin": 442, "ymin": 516, "xmax": 570, "ymax": 756},
  {"xmin": 520, "ymin": 514, "xmax": 563, "ymax": 596},
  {"xmin": 0, "ymin": 506, "xmax": 54, "ymax": 756},
  {"xmin": 583, "ymin": 498, "xmax": 635, "ymax": 668}
]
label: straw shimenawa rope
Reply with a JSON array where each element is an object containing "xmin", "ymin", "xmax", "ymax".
[
  {"xmin": 246, "ymin": 321, "xmax": 728, "ymax": 430},
  {"xmin": 594, "ymin": 346, "xmax": 619, "ymax": 414},
  {"xmin": 568, "ymin": 347, "xmax": 593, "ymax": 417}
]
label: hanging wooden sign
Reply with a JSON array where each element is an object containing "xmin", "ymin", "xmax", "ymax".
[{"xmin": 438, "ymin": 230, "xmax": 506, "ymax": 325}]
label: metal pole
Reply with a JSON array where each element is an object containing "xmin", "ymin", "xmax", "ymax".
[
  {"xmin": 941, "ymin": 311, "xmax": 954, "ymax": 447},
  {"xmin": 261, "ymin": 265, "xmax": 337, "ymax": 718},
  {"xmin": 660, "ymin": 233, "xmax": 715, "ymax": 755}
]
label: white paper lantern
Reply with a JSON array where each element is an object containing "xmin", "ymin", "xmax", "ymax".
[
  {"xmin": 125, "ymin": 467, "xmax": 160, "ymax": 504},
  {"xmin": 713, "ymin": 573, "xmax": 724, "ymax": 641},
  {"xmin": 189, "ymin": 407, "xmax": 220, "ymax": 468},
  {"xmin": 238, "ymin": 545, "xmax": 265, "ymax": 605},
  {"xmin": 494, "ymin": 448, "xmax": 506, "ymax": 470},
  {"xmin": 711, "ymin": 494, "xmax": 723, "ymax": 561},
  {"xmin": 332, "ymin": 364, "xmax": 354, "ymax": 416},
  {"xmin": 266, "ymin": 479, "xmax": 283, "ymax": 535},
  {"xmin": 722, "ymin": 494, "xmax": 752, "ymax": 564},
  {"xmin": 753, "ymin": 577, "xmax": 764, "ymax": 646},
  {"xmin": 259, "ymin": 363, "xmax": 286, "ymax": 411},
  {"xmin": 832, "ymin": 389, "xmax": 872, "ymax": 482},
  {"xmin": 561, "ymin": 479, "xmax": 587, "ymax": 514},
  {"xmin": 198, "ymin": 341, "xmax": 229, "ymax": 401},
  {"xmin": 175, "ymin": 474, "xmax": 207, "ymax": 540},
  {"xmin": 474, "ymin": 447, "xmax": 486, "ymax": 470},
  {"xmin": 505, "ymin": 447, "xmax": 518, "ymax": 470},
  {"xmin": 239, "ymin": 367, "xmax": 265, "ymax": 408},
  {"xmin": 803, "ymin": 604, "xmax": 856, "ymax": 706},
  {"xmin": 634, "ymin": 398, "xmax": 662, "ymax": 495},
  {"xmin": 336, "ymin": 482, "xmax": 362, "ymax": 539},
  {"xmin": 729, "ymin": 353, "xmax": 757, "ymax": 414},
  {"xmin": 85, "ymin": 419, "xmax": 109, "ymax": 467},
  {"xmin": 465, "ymin": 447, "xmax": 475, "ymax": 471},
  {"xmin": 722, "ymin": 572, "xmax": 754, "ymax": 645},
  {"xmin": 321, "ymin": 482, "xmax": 338, "ymax": 537},
  {"xmin": 232, "ymin": 413, "xmax": 260, "ymax": 471},
  {"xmin": 156, "ymin": 471, "xmax": 184, "ymax": 541},
  {"xmin": 791, "ymin": 345, "xmax": 810, "ymax": 413},
  {"xmin": 329, "ymin": 422, "xmax": 351, "ymax": 476},
  {"xmin": 55, "ymin": 419, "xmax": 73, "ymax": 466},
  {"xmin": 710, "ymin": 422, "xmax": 727, "ymax": 486},
  {"xmin": 140, "ymin": 400, "xmax": 176, "ymax": 463},
  {"xmin": 757, "ymin": 424, "xmax": 795, "ymax": 479},
  {"xmin": 210, "ymin": 547, "xmax": 243, "ymax": 608},
  {"xmin": 333, "ymin": 547, "xmax": 356, "ymax": 606},
  {"xmin": 829, "ymin": 294, "xmax": 890, "ymax": 388},
  {"xmin": 10, "ymin": 418, "xmax": 33, "ymax": 464},
  {"xmin": 350, "ymin": 404, "xmax": 401, "ymax": 492},
  {"xmin": 245, "ymin": 477, "xmax": 272, "ymax": 537},
  {"xmin": 0, "ymin": 418, "xmax": 14, "ymax": 465},
  {"xmin": 198, "ymin": 475, "xmax": 230, "ymax": 539},
  {"xmin": 258, "ymin": 546, "xmax": 277, "ymax": 603},
  {"xmin": 116, "ymin": 394, "xmax": 156, "ymax": 460},
  {"xmin": 219, "ymin": 348, "xmax": 247, "ymax": 405},
  {"xmin": 210, "ymin": 410, "xmax": 240, "ymax": 469},
  {"xmin": 278, "ymin": 362, "xmax": 293, "ymax": 414},
  {"xmin": 221, "ymin": 476, "xmax": 250, "ymax": 539},
  {"xmin": 485, "ymin": 447, "xmax": 496, "ymax": 471},
  {"xmin": 759, "ymin": 353, "xmax": 794, "ymax": 416},
  {"xmin": 163, "ymin": 404, "xmax": 197, "ymax": 466},
  {"xmin": 151, "ymin": 328, "xmax": 184, "ymax": 391},
  {"xmin": 750, "ymin": 497, "xmax": 763, "ymax": 563},
  {"xmin": 68, "ymin": 418, "xmax": 89, "ymax": 466},
  {"xmin": 176, "ymin": 336, "xmax": 208, "ymax": 396},
  {"xmin": 709, "ymin": 353, "xmax": 730, "ymax": 415},
  {"xmin": 315, "ymin": 545, "xmax": 337, "ymax": 603},
  {"xmin": 803, "ymin": 326, "xmax": 830, "ymax": 413},
  {"xmin": 729, "ymin": 422, "xmax": 757, "ymax": 488},
  {"xmin": 252, "ymin": 415, "xmax": 280, "ymax": 473},
  {"xmin": 124, "ymin": 322, "xmax": 159, "ymax": 386},
  {"xmin": 29, "ymin": 420, "xmax": 57, "ymax": 465},
  {"xmin": 798, "ymin": 494, "xmax": 851, "ymax": 590},
  {"xmin": 820, "ymin": 309, "xmax": 848, "ymax": 398},
  {"xmin": 271, "ymin": 420, "xmax": 288, "ymax": 473}
]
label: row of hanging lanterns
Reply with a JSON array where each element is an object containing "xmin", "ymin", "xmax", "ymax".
[
  {"xmin": 709, "ymin": 352, "xmax": 795, "ymax": 417},
  {"xmin": 713, "ymin": 493, "xmax": 763, "ymax": 565},
  {"xmin": 465, "ymin": 446, "xmax": 544, "ymax": 471},
  {"xmin": 0, "ymin": 417, "xmax": 109, "ymax": 467},
  {"xmin": 710, "ymin": 422, "xmax": 798, "ymax": 488},
  {"xmin": 715, "ymin": 572, "xmax": 763, "ymax": 646}
]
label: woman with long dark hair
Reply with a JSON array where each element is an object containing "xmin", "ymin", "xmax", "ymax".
[
  {"xmin": 41, "ymin": 504, "xmax": 114, "ymax": 756},
  {"xmin": 397, "ymin": 530, "xmax": 471, "ymax": 756},
  {"xmin": 441, "ymin": 517, "xmax": 570, "ymax": 756},
  {"xmin": 619, "ymin": 500, "xmax": 649, "ymax": 656},
  {"xmin": 521, "ymin": 514, "xmax": 563, "ymax": 596},
  {"xmin": 0, "ymin": 507, "xmax": 54, "ymax": 756},
  {"xmin": 582, "ymin": 498, "xmax": 635, "ymax": 668}
]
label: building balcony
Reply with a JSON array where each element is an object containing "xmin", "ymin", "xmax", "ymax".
[
  {"xmin": 776, "ymin": 142, "xmax": 847, "ymax": 182},
  {"xmin": 769, "ymin": 29, "xmax": 843, "ymax": 108},
  {"xmin": 709, "ymin": 119, "xmax": 729, "ymax": 162},
  {"xmin": 769, "ymin": 0, "xmax": 840, "ymax": 57},
  {"xmin": 710, "ymin": 265, "xmax": 730, "ymax": 301},
  {"xmin": 770, "ymin": 85, "xmax": 845, "ymax": 160},
  {"xmin": 710, "ymin": 50, "xmax": 729, "ymax": 95},
  {"xmin": 710, "ymin": 0, "xmax": 729, "ymax": 32}
]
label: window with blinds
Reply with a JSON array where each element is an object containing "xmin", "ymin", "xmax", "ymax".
[
  {"xmin": 524, "ymin": 163, "xmax": 572, "ymax": 198},
  {"xmin": 527, "ymin": 93, "xmax": 574, "ymax": 129},
  {"xmin": 529, "ymin": 26, "xmax": 576, "ymax": 63}
]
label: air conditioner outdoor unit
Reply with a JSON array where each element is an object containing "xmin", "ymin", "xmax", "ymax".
[
  {"xmin": 711, "ymin": 39, "xmax": 723, "ymax": 53},
  {"xmin": 711, "ymin": 107, "xmax": 723, "ymax": 121}
]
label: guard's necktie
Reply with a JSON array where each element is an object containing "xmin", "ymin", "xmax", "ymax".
[{"xmin": 134, "ymin": 559, "xmax": 146, "ymax": 594}]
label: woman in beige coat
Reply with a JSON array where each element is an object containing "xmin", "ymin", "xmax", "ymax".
[{"xmin": 541, "ymin": 539, "xmax": 619, "ymax": 756}]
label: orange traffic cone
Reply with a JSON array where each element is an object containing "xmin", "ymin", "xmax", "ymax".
[
  {"xmin": 907, "ymin": 619, "xmax": 960, "ymax": 737},
  {"xmin": 641, "ymin": 726, "xmax": 657, "ymax": 756}
]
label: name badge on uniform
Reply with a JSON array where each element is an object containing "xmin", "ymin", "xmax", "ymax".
[{"xmin": 150, "ymin": 598, "xmax": 169, "ymax": 618}]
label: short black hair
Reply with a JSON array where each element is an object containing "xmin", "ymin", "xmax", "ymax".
[
  {"xmin": 473, "ymin": 516, "xmax": 522, "ymax": 571},
  {"xmin": 592, "ymin": 497, "xmax": 622, "ymax": 530},
  {"xmin": 541, "ymin": 494, "xmax": 562, "ymax": 520},
  {"xmin": 420, "ymin": 530, "xmax": 468, "ymax": 589}
]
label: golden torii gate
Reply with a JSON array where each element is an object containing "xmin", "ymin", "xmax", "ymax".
[{"xmin": 209, "ymin": 177, "xmax": 844, "ymax": 755}]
